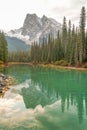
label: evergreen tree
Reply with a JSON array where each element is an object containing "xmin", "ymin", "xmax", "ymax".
[
  {"xmin": 47, "ymin": 34, "xmax": 51, "ymax": 63},
  {"xmin": 85, "ymin": 31, "xmax": 87, "ymax": 61},
  {"xmin": 41, "ymin": 37, "xmax": 45, "ymax": 62},
  {"xmin": 67, "ymin": 20, "xmax": 72, "ymax": 64},
  {"xmin": 0, "ymin": 32, "xmax": 8, "ymax": 63},
  {"xmin": 75, "ymin": 28, "xmax": 80, "ymax": 65},
  {"xmin": 62, "ymin": 16, "xmax": 67, "ymax": 59},
  {"xmin": 79, "ymin": 6, "xmax": 86, "ymax": 62},
  {"xmin": 70, "ymin": 24, "xmax": 77, "ymax": 65}
]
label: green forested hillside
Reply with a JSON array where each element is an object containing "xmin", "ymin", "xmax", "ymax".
[{"xmin": 6, "ymin": 36, "xmax": 30, "ymax": 52}]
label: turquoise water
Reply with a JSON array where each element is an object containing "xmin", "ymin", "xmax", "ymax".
[{"xmin": 0, "ymin": 64, "xmax": 87, "ymax": 130}]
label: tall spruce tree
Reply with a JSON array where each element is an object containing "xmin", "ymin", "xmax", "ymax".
[
  {"xmin": 79, "ymin": 6, "xmax": 86, "ymax": 63},
  {"xmin": 62, "ymin": 16, "xmax": 67, "ymax": 59},
  {"xmin": 67, "ymin": 20, "xmax": 72, "ymax": 64},
  {"xmin": 75, "ymin": 27, "xmax": 80, "ymax": 65},
  {"xmin": 47, "ymin": 34, "xmax": 51, "ymax": 63},
  {"xmin": 85, "ymin": 31, "xmax": 87, "ymax": 61}
]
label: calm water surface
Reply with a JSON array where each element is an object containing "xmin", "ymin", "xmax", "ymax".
[{"xmin": 0, "ymin": 64, "xmax": 87, "ymax": 130}]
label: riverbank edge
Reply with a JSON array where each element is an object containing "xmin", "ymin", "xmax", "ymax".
[
  {"xmin": 0, "ymin": 64, "xmax": 7, "ymax": 68},
  {"xmin": 8, "ymin": 62, "xmax": 87, "ymax": 71},
  {"xmin": 2, "ymin": 77, "xmax": 12, "ymax": 93},
  {"xmin": 0, "ymin": 75, "xmax": 12, "ymax": 96}
]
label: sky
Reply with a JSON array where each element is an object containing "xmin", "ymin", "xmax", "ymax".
[{"xmin": 0, "ymin": 0, "xmax": 87, "ymax": 31}]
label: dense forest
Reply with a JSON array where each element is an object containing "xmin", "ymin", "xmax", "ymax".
[
  {"xmin": 8, "ymin": 6, "xmax": 87, "ymax": 67},
  {"xmin": 30, "ymin": 6, "xmax": 87, "ymax": 66},
  {"xmin": 8, "ymin": 50, "xmax": 30, "ymax": 62},
  {"xmin": 0, "ymin": 32, "xmax": 8, "ymax": 64}
]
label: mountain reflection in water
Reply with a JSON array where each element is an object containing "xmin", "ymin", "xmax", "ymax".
[
  {"xmin": 21, "ymin": 77, "xmax": 87, "ymax": 124},
  {"xmin": 0, "ymin": 65, "xmax": 87, "ymax": 130}
]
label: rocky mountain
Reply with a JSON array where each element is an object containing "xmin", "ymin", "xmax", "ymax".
[{"xmin": 7, "ymin": 13, "xmax": 61, "ymax": 44}]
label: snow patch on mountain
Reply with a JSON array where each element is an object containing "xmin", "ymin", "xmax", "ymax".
[
  {"xmin": 7, "ymin": 14, "xmax": 61, "ymax": 45},
  {"xmin": 7, "ymin": 30, "xmax": 29, "ymax": 43}
]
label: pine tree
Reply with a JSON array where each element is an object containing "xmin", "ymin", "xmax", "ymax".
[
  {"xmin": 70, "ymin": 24, "xmax": 75, "ymax": 64},
  {"xmin": 75, "ymin": 27, "xmax": 79, "ymax": 65},
  {"xmin": 85, "ymin": 31, "xmax": 87, "ymax": 61},
  {"xmin": 47, "ymin": 34, "xmax": 51, "ymax": 63},
  {"xmin": 67, "ymin": 20, "xmax": 72, "ymax": 64},
  {"xmin": 62, "ymin": 16, "xmax": 67, "ymax": 59},
  {"xmin": 79, "ymin": 6, "xmax": 86, "ymax": 62},
  {"xmin": 55, "ymin": 30, "xmax": 63, "ymax": 61},
  {"xmin": 41, "ymin": 37, "xmax": 45, "ymax": 62}
]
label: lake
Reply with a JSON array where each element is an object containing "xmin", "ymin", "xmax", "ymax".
[{"xmin": 0, "ymin": 64, "xmax": 87, "ymax": 130}]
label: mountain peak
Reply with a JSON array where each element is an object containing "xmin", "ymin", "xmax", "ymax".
[
  {"xmin": 42, "ymin": 15, "xmax": 47, "ymax": 19},
  {"xmin": 26, "ymin": 13, "xmax": 38, "ymax": 18},
  {"xmin": 7, "ymin": 14, "xmax": 61, "ymax": 44},
  {"xmin": 41, "ymin": 15, "xmax": 48, "ymax": 24},
  {"xmin": 23, "ymin": 13, "xmax": 39, "ymax": 27}
]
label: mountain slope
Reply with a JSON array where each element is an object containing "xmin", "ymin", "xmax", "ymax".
[
  {"xmin": 6, "ymin": 36, "xmax": 30, "ymax": 52},
  {"xmin": 7, "ymin": 14, "xmax": 61, "ymax": 44}
]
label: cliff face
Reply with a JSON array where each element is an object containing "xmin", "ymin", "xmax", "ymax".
[{"xmin": 7, "ymin": 13, "xmax": 61, "ymax": 44}]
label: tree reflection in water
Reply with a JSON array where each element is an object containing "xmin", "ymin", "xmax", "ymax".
[{"xmin": 21, "ymin": 67, "xmax": 87, "ymax": 123}]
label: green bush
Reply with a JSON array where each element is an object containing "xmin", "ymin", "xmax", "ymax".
[
  {"xmin": 0, "ymin": 60, "xmax": 3, "ymax": 64},
  {"xmin": 54, "ymin": 60, "xmax": 68, "ymax": 66}
]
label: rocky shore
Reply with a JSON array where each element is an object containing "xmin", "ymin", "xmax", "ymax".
[{"xmin": 0, "ymin": 73, "xmax": 12, "ymax": 93}]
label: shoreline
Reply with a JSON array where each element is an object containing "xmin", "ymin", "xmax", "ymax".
[
  {"xmin": 8, "ymin": 62, "xmax": 87, "ymax": 71},
  {"xmin": 0, "ymin": 73, "xmax": 12, "ymax": 96},
  {"xmin": 37, "ymin": 64, "xmax": 87, "ymax": 71}
]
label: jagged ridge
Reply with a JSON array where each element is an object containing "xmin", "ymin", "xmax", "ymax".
[{"xmin": 7, "ymin": 13, "xmax": 61, "ymax": 44}]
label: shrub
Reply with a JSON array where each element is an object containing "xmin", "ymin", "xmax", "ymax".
[
  {"xmin": 54, "ymin": 60, "xmax": 68, "ymax": 66},
  {"xmin": 0, "ymin": 60, "xmax": 3, "ymax": 64}
]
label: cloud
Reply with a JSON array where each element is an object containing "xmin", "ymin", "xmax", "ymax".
[
  {"xmin": 50, "ymin": 0, "xmax": 87, "ymax": 26},
  {"xmin": 0, "ymin": 0, "xmax": 86, "ymax": 30},
  {"xmin": 70, "ymin": 0, "xmax": 87, "ymax": 7}
]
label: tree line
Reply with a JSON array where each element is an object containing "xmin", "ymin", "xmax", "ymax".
[
  {"xmin": 0, "ymin": 31, "xmax": 8, "ymax": 64},
  {"xmin": 8, "ymin": 50, "xmax": 30, "ymax": 62},
  {"xmin": 8, "ymin": 6, "xmax": 87, "ymax": 66},
  {"xmin": 30, "ymin": 6, "xmax": 87, "ymax": 66}
]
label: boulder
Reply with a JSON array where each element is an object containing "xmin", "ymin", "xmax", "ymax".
[
  {"xmin": 0, "ymin": 87, "xmax": 3, "ymax": 93},
  {"xmin": 0, "ymin": 82, "xmax": 6, "ymax": 86},
  {"xmin": 0, "ymin": 73, "xmax": 5, "ymax": 78},
  {"xmin": 0, "ymin": 77, "xmax": 3, "ymax": 82},
  {"xmin": 0, "ymin": 73, "xmax": 12, "ymax": 94}
]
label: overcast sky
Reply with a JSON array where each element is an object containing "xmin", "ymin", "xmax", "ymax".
[{"xmin": 0, "ymin": 0, "xmax": 87, "ymax": 31}]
